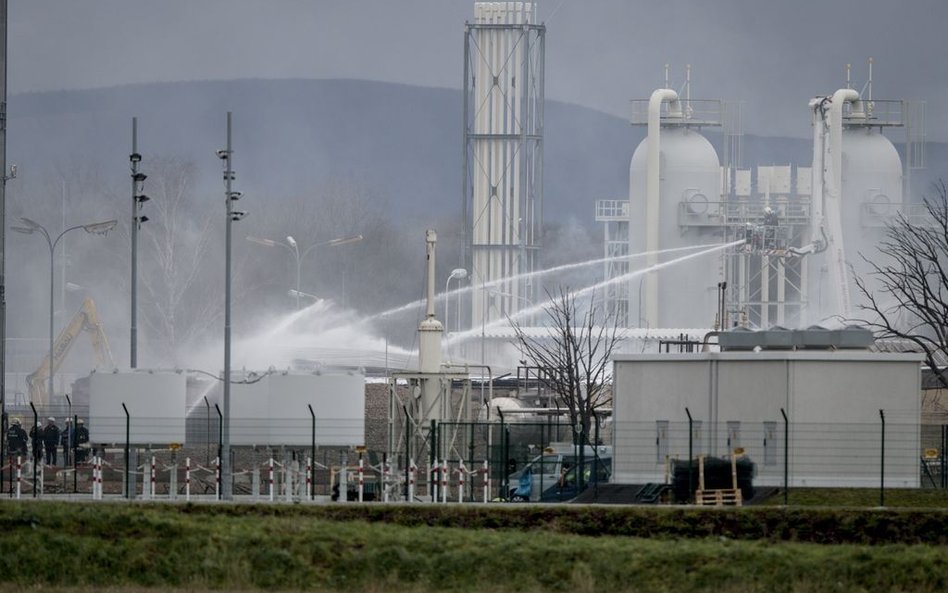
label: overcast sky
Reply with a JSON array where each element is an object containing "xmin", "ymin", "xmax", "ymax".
[{"xmin": 9, "ymin": 0, "xmax": 948, "ymax": 140}]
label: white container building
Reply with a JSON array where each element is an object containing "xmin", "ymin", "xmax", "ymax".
[{"xmin": 612, "ymin": 348, "xmax": 922, "ymax": 487}]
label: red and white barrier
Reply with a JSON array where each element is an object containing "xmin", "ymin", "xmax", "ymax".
[
  {"xmin": 441, "ymin": 459, "xmax": 448, "ymax": 504},
  {"xmin": 92, "ymin": 456, "xmax": 103, "ymax": 500},
  {"xmin": 185, "ymin": 457, "xmax": 191, "ymax": 501},
  {"xmin": 358, "ymin": 457, "xmax": 365, "ymax": 503},
  {"xmin": 15, "ymin": 456, "xmax": 21, "ymax": 499},
  {"xmin": 408, "ymin": 459, "xmax": 416, "ymax": 502},
  {"xmin": 151, "ymin": 456, "xmax": 157, "ymax": 498},
  {"xmin": 457, "ymin": 461, "xmax": 466, "ymax": 504},
  {"xmin": 214, "ymin": 457, "xmax": 220, "ymax": 499},
  {"xmin": 482, "ymin": 460, "xmax": 490, "ymax": 503},
  {"xmin": 305, "ymin": 457, "xmax": 312, "ymax": 502},
  {"xmin": 383, "ymin": 462, "xmax": 391, "ymax": 503},
  {"xmin": 268, "ymin": 457, "xmax": 274, "ymax": 501}
]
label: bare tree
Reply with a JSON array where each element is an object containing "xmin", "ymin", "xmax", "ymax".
[
  {"xmin": 853, "ymin": 180, "xmax": 948, "ymax": 389},
  {"xmin": 511, "ymin": 289, "xmax": 621, "ymax": 449},
  {"xmin": 134, "ymin": 156, "xmax": 237, "ymax": 366}
]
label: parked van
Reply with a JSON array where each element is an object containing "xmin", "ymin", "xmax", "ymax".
[{"xmin": 507, "ymin": 443, "xmax": 612, "ymax": 502}]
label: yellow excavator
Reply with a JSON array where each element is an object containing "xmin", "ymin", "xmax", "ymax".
[{"xmin": 25, "ymin": 296, "xmax": 114, "ymax": 406}]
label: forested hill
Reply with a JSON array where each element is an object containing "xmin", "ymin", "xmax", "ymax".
[{"xmin": 16, "ymin": 78, "xmax": 933, "ymax": 227}]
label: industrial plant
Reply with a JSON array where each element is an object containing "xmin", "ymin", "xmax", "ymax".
[{"xmin": 1, "ymin": 1, "xmax": 943, "ymax": 507}]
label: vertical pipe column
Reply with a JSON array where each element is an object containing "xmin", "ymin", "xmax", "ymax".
[
  {"xmin": 644, "ymin": 89, "xmax": 680, "ymax": 328},
  {"xmin": 358, "ymin": 455, "xmax": 364, "ymax": 503},
  {"xmin": 408, "ymin": 459, "xmax": 416, "ymax": 503},
  {"xmin": 826, "ymin": 90, "xmax": 860, "ymax": 319},
  {"xmin": 15, "ymin": 455, "xmax": 20, "ymax": 499}
]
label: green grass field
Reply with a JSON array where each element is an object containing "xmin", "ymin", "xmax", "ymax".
[
  {"xmin": 759, "ymin": 487, "xmax": 948, "ymax": 508},
  {"xmin": 1, "ymin": 501, "xmax": 947, "ymax": 593}
]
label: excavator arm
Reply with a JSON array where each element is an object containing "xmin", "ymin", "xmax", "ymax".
[{"xmin": 25, "ymin": 296, "xmax": 114, "ymax": 406}]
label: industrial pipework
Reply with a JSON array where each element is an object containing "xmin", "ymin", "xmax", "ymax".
[
  {"xmin": 644, "ymin": 89, "xmax": 683, "ymax": 327},
  {"xmin": 418, "ymin": 229, "xmax": 443, "ymax": 374},
  {"xmin": 814, "ymin": 89, "xmax": 861, "ymax": 320}
]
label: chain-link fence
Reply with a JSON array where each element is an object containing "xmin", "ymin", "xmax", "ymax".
[{"xmin": 2, "ymin": 406, "xmax": 946, "ymax": 503}]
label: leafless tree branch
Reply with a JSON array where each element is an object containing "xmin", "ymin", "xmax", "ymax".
[{"xmin": 851, "ymin": 179, "xmax": 948, "ymax": 389}]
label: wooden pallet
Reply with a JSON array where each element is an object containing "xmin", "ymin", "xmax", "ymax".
[
  {"xmin": 694, "ymin": 488, "xmax": 742, "ymax": 506},
  {"xmin": 694, "ymin": 452, "xmax": 743, "ymax": 506}
]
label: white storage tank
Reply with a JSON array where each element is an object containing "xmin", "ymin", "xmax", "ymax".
[
  {"xmin": 89, "ymin": 370, "xmax": 187, "ymax": 445},
  {"xmin": 841, "ymin": 126, "xmax": 902, "ymax": 286},
  {"xmin": 629, "ymin": 125, "xmax": 722, "ymax": 328},
  {"xmin": 229, "ymin": 370, "xmax": 365, "ymax": 447}
]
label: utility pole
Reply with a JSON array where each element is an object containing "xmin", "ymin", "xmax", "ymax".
[
  {"xmin": 0, "ymin": 0, "xmax": 10, "ymax": 434},
  {"xmin": 130, "ymin": 117, "xmax": 149, "ymax": 368},
  {"xmin": 220, "ymin": 112, "xmax": 245, "ymax": 500}
]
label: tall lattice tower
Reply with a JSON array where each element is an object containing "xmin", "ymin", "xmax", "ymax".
[{"xmin": 463, "ymin": 2, "xmax": 545, "ymax": 338}]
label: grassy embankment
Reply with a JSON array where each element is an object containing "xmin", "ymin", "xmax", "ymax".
[
  {"xmin": 1, "ymin": 501, "xmax": 947, "ymax": 592},
  {"xmin": 759, "ymin": 487, "xmax": 948, "ymax": 508}
]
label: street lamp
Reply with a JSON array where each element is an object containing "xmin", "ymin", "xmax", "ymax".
[
  {"xmin": 129, "ymin": 116, "xmax": 150, "ymax": 369},
  {"xmin": 287, "ymin": 289, "xmax": 319, "ymax": 302},
  {"xmin": 246, "ymin": 233, "xmax": 363, "ymax": 310},
  {"xmin": 12, "ymin": 216, "xmax": 117, "ymax": 406},
  {"xmin": 444, "ymin": 268, "xmax": 467, "ymax": 334}
]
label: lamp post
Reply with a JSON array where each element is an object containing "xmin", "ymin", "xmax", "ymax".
[
  {"xmin": 219, "ymin": 111, "xmax": 247, "ymax": 501},
  {"xmin": 246, "ymin": 233, "xmax": 363, "ymax": 309},
  {"xmin": 444, "ymin": 268, "xmax": 467, "ymax": 334},
  {"xmin": 129, "ymin": 117, "xmax": 150, "ymax": 369},
  {"xmin": 287, "ymin": 289, "xmax": 320, "ymax": 303},
  {"xmin": 11, "ymin": 217, "xmax": 117, "ymax": 405}
]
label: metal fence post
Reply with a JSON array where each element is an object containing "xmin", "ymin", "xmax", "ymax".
[
  {"xmin": 879, "ymin": 409, "xmax": 885, "ymax": 507},
  {"xmin": 203, "ymin": 396, "xmax": 211, "ymax": 466},
  {"xmin": 942, "ymin": 425, "xmax": 947, "ymax": 489},
  {"xmin": 497, "ymin": 409, "xmax": 506, "ymax": 499},
  {"xmin": 402, "ymin": 405, "xmax": 410, "ymax": 500},
  {"xmin": 1, "ymin": 410, "xmax": 6, "ymax": 493},
  {"xmin": 122, "ymin": 402, "xmax": 131, "ymax": 499},
  {"xmin": 73, "ymin": 413, "xmax": 78, "ymax": 493},
  {"xmin": 685, "ymin": 407, "xmax": 693, "ymax": 502},
  {"xmin": 593, "ymin": 413, "xmax": 601, "ymax": 500},
  {"xmin": 308, "ymin": 404, "xmax": 316, "ymax": 501},
  {"xmin": 29, "ymin": 402, "xmax": 37, "ymax": 498},
  {"xmin": 780, "ymin": 408, "xmax": 789, "ymax": 506},
  {"xmin": 429, "ymin": 419, "xmax": 437, "ymax": 501},
  {"xmin": 214, "ymin": 404, "xmax": 223, "ymax": 500}
]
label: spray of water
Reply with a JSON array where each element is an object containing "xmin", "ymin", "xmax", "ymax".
[
  {"xmin": 363, "ymin": 242, "xmax": 731, "ymax": 323},
  {"xmin": 208, "ymin": 241, "xmax": 741, "ymax": 375},
  {"xmin": 184, "ymin": 297, "xmax": 415, "ymax": 396},
  {"xmin": 443, "ymin": 239, "xmax": 745, "ymax": 346}
]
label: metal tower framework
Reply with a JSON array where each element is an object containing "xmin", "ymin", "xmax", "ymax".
[
  {"xmin": 595, "ymin": 200, "xmax": 631, "ymax": 326},
  {"xmin": 463, "ymin": 5, "xmax": 545, "ymax": 333},
  {"xmin": 723, "ymin": 198, "xmax": 811, "ymax": 328}
]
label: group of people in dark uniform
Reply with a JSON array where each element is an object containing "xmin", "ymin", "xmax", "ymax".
[{"xmin": 5, "ymin": 416, "xmax": 89, "ymax": 466}]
